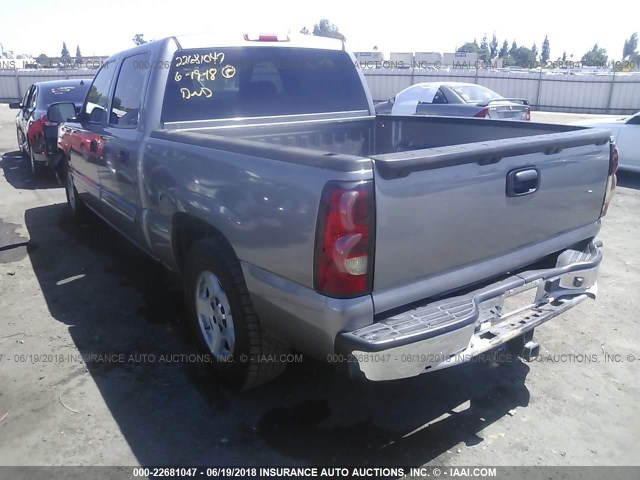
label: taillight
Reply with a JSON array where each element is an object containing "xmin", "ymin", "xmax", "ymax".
[
  {"xmin": 315, "ymin": 181, "xmax": 375, "ymax": 298},
  {"xmin": 474, "ymin": 108, "xmax": 489, "ymax": 118},
  {"xmin": 601, "ymin": 144, "xmax": 618, "ymax": 217}
]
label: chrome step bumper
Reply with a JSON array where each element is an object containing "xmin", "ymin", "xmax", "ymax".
[{"xmin": 336, "ymin": 241, "xmax": 602, "ymax": 381}]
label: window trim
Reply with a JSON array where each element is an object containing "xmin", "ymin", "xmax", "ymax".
[
  {"xmin": 82, "ymin": 61, "xmax": 116, "ymax": 125},
  {"xmin": 22, "ymin": 86, "xmax": 33, "ymax": 109},
  {"xmin": 108, "ymin": 51, "xmax": 151, "ymax": 129},
  {"xmin": 28, "ymin": 85, "xmax": 38, "ymax": 111},
  {"xmin": 432, "ymin": 88, "xmax": 449, "ymax": 104}
]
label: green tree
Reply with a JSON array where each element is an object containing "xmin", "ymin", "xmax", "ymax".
[
  {"xmin": 562, "ymin": 51, "xmax": 567, "ymax": 62},
  {"xmin": 36, "ymin": 53, "xmax": 49, "ymax": 65},
  {"xmin": 531, "ymin": 43, "xmax": 539, "ymax": 62},
  {"xmin": 457, "ymin": 40, "xmax": 482, "ymax": 54},
  {"xmin": 312, "ymin": 19, "xmax": 346, "ymax": 42},
  {"xmin": 541, "ymin": 36, "xmax": 550, "ymax": 63},
  {"xmin": 509, "ymin": 40, "xmax": 518, "ymax": 58},
  {"xmin": 132, "ymin": 34, "xmax": 147, "ymax": 46},
  {"xmin": 479, "ymin": 34, "xmax": 491, "ymax": 61},
  {"xmin": 61, "ymin": 42, "xmax": 71, "ymax": 65},
  {"xmin": 499, "ymin": 40, "xmax": 509, "ymax": 58},
  {"xmin": 75, "ymin": 46, "xmax": 82, "ymax": 65},
  {"xmin": 490, "ymin": 33, "xmax": 499, "ymax": 59},
  {"xmin": 623, "ymin": 33, "xmax": 638, "ymax": 60},
  {"xmin": 581, "ymin": 44, "xmax": 608, "ymax": 66},
  {"xmin": 300, "ymin": 27, "xmax": 310, "ymax": 35},
  {"xmin": 512, "ymin": 46, "xmax": 536, "ymax": 66}
]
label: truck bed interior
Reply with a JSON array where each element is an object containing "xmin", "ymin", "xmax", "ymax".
[{"xmin": 163, "ymin": 115, "xmax": 588, "ymax": 159}]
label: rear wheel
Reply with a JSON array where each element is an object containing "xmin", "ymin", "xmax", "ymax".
[
  {"xmin": 184, "ymin": 237, "xmax": 288, "ymax": 390},
  {"xmin": 65, "ymin": 162, "xmax": 90, "ymax": 222},
  {"xmin": 16, "ymin": 129, "xmax": 26, "ymax": 157},
  {"xmin": 29, "ymin": 143, "xmax": 45, "ymax": 177}
]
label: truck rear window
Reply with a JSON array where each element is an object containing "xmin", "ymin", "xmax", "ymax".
[{"xmin": 162, "ymin": 47, "xmax": 369, "ymax": 122}]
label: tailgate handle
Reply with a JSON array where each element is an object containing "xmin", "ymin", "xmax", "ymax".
[{"xmin": 506, "ymin": 168, "xmax": 539, "ymax": 197}]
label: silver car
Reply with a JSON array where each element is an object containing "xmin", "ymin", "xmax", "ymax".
[
  {"xmin": 574, "ymin": 112, "xmax": 640, "ymax": 172},
  {"xmin": 376, "ymin": 82, "xmax": 531, "ymax": 120}
]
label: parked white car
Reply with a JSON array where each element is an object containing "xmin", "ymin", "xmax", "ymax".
[
  {"xmin": 375, "ymin": 82, "xmax": 531, "ymax": 120},
  {"xmin": 574, "ymin": 112, "xmax": 640, "ymax": 172}
]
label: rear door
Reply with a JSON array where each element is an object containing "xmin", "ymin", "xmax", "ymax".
[
  {"xmin": 23, "ymin": 85, "xmax": 38, "ymax": 149},
  {"xmin": 17, "ymin": 86, "xmax": 34, "ymax": 145},
  {"xmin": 68, "ymin": 62, "xmax": 117, "ymax": 211},
  {"xmin": 370, "ymin": 118, "xmax": 611, "ymax": 313},
  {"xmin": 99, "ymin": 52, "xmax": 150, "ymax": 240}
]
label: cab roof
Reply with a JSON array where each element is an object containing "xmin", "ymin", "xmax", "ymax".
[{"xmin": 174, "ymin": 32, "xmax": 344, "ymax": 51}]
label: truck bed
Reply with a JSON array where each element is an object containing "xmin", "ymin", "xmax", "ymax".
[
  {"xmin": 154, "ymin": 115, "xmax": 611, "ymax": 315},
  {"xmin": 162, "ymin": 114, "xmax": 596, "ymax": 157}
]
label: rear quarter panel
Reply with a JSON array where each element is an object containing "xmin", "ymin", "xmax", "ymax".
[{"xmin": 140, "ymin": 136, "xmax": 372, "ymax": 288}]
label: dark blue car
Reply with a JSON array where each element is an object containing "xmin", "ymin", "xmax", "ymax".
[{"xmin": 10, "ymin": 79, "xmax": 91, "ymax": 175}]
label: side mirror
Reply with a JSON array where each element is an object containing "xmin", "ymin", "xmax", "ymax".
[
  {"xmin": 47, "ymin": 102, "xmax": 77, "ymax": 123},
  {"xmin": 9, "ymin": 102, "xmax": 22, "ymax": 109}
]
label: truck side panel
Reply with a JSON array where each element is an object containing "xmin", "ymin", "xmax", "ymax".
[{"xmin": 140, "ymin": 135, "xmax": 372, "ymax": 288}]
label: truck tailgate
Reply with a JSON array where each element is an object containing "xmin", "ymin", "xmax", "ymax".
[{"xmin": 370, "ymin": 128, "xmax": 611, "ymax": 314}]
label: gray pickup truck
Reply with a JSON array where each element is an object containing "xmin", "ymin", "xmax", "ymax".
[{"xmin": 50, "ymin": 33, "xmax": 617, "ymax": 389}]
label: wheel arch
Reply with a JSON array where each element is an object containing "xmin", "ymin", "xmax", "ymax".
[{"xmin": 171, "ymin": 212, "xmax": 239, "ymax": 274}]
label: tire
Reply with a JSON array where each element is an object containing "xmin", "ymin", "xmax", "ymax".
[
  {"xmin": 64, "ymin": 162, "xmax": 90, "ymax": 223},
  {"xmin": 184, "ymin": 237, "xmax": 288, "ymax": 390},
  {"xmin": 29, "ymin": 143, "xmax": 45, "ymax": 177},
  {"xmin": 16, "ymin": 129, "xmax": 26, "ymax": 157}
]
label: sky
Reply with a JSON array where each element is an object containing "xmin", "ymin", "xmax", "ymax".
[{"xmin": 0, "ymin": 0, "xmax": 637, "ymax": 61}]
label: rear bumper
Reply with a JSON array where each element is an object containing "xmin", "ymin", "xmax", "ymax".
[
  {"xmin": 335, "ymin": 240, "xmax": 602, "ymax": 381},
  {"xmin": 31, "ymin": 151, "xmax": 64, "ymax": 170},
  {"xmin": 31, "ymin": 133, "xmax": 63, "ymax": 168}
]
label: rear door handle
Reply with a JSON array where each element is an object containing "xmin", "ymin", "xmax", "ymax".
[{"xmin": 506, "ymin": 167, "xmax": 539, "ymax": 197}]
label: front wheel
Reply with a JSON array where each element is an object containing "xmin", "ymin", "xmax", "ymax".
[{"xmin": 184, "ymin": 238, "xmax": 288, "ymax": 390}]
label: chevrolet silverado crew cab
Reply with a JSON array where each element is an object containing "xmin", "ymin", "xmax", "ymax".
[{"xmin": 50, "ymin": 33, "xmax": 617, "ymax": 389}]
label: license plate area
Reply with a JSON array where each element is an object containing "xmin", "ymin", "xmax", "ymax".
[{"xmin": 500, "ymin": 285, "xmax": 539, "ymax": 320}]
